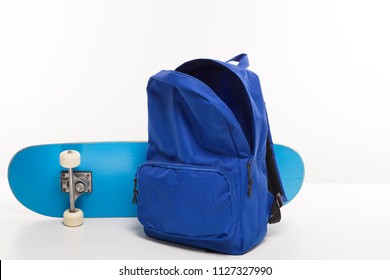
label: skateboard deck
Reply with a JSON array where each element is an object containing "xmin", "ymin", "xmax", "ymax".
[{"xmin": 8, "ymin": 142, "xmax": 304, "ymax": 218}]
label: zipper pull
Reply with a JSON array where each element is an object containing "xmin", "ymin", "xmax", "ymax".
[
  {"xmin": 247, "ymin": 160, "xmax": 253, "ymax": 197},
  {"xmin": 132, "ymin": 177, "xmax": 138, "ymax": 204}
]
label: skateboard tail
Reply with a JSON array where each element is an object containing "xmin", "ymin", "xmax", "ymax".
[{"xmin": 274, "ymin": 144, "xmax": 305, "ymax": 204}]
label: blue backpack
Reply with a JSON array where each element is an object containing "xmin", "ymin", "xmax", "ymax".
[{"xmin": 133, "ymin": 54, "xmax": 286, "ymax": 255}]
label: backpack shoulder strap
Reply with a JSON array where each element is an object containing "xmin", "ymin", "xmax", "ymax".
[{"xmin": 266, "ymin": 123, "xmax": 286, "ymax": 224}]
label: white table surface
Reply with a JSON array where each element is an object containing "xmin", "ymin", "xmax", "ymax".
[{"xmin": 1, "ymin": 178, "xmax": 389, "ymax": 260}]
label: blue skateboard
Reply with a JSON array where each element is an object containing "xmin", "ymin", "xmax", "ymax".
[{"xmin": 8, "ymin": 142, "xmax": 304, "ymax": 220}]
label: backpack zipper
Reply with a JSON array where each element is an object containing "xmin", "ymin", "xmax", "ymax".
[
  {"xmin": 246, "ymin": 159, "xmax": 253, "ymax": 197},
  {"xmin": 132, "ymin": 177, "xmax": 138, "ymax": 204}
]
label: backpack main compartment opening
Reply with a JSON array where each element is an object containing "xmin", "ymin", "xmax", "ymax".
[{"xmin": 176, "ymin": 60, "xmax": 254, "ymax": 151}]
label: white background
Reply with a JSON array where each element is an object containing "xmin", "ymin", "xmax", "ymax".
[
  {"xmin": 1, "ymin": 1, "xmax": 390, "ymax": 265},
  {"xmin": 1, "ymin": 0, "xmax": 390, "ymax": 182}
]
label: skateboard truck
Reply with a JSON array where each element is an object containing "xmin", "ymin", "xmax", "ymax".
[{"xmin": 59, "ymin": 150, "xmax": 91, "ymax": 227}]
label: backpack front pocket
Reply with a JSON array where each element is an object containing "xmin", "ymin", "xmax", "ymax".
[{"xmin": 137, "ymin": 163, "xmax": 235, "ymax": 239}]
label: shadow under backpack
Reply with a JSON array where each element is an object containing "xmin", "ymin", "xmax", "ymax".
[{"xmin": 133, "ymin": 54, "xmax": 286, "ymax": 255}]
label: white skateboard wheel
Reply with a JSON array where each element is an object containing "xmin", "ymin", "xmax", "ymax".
[
  {"xmin": 63, "ymin": 209, "xmax": 84, "ymax": 227},
  {"xmin": 60, "ymin": 150, "xmax": 81, "ymax": 168}
]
